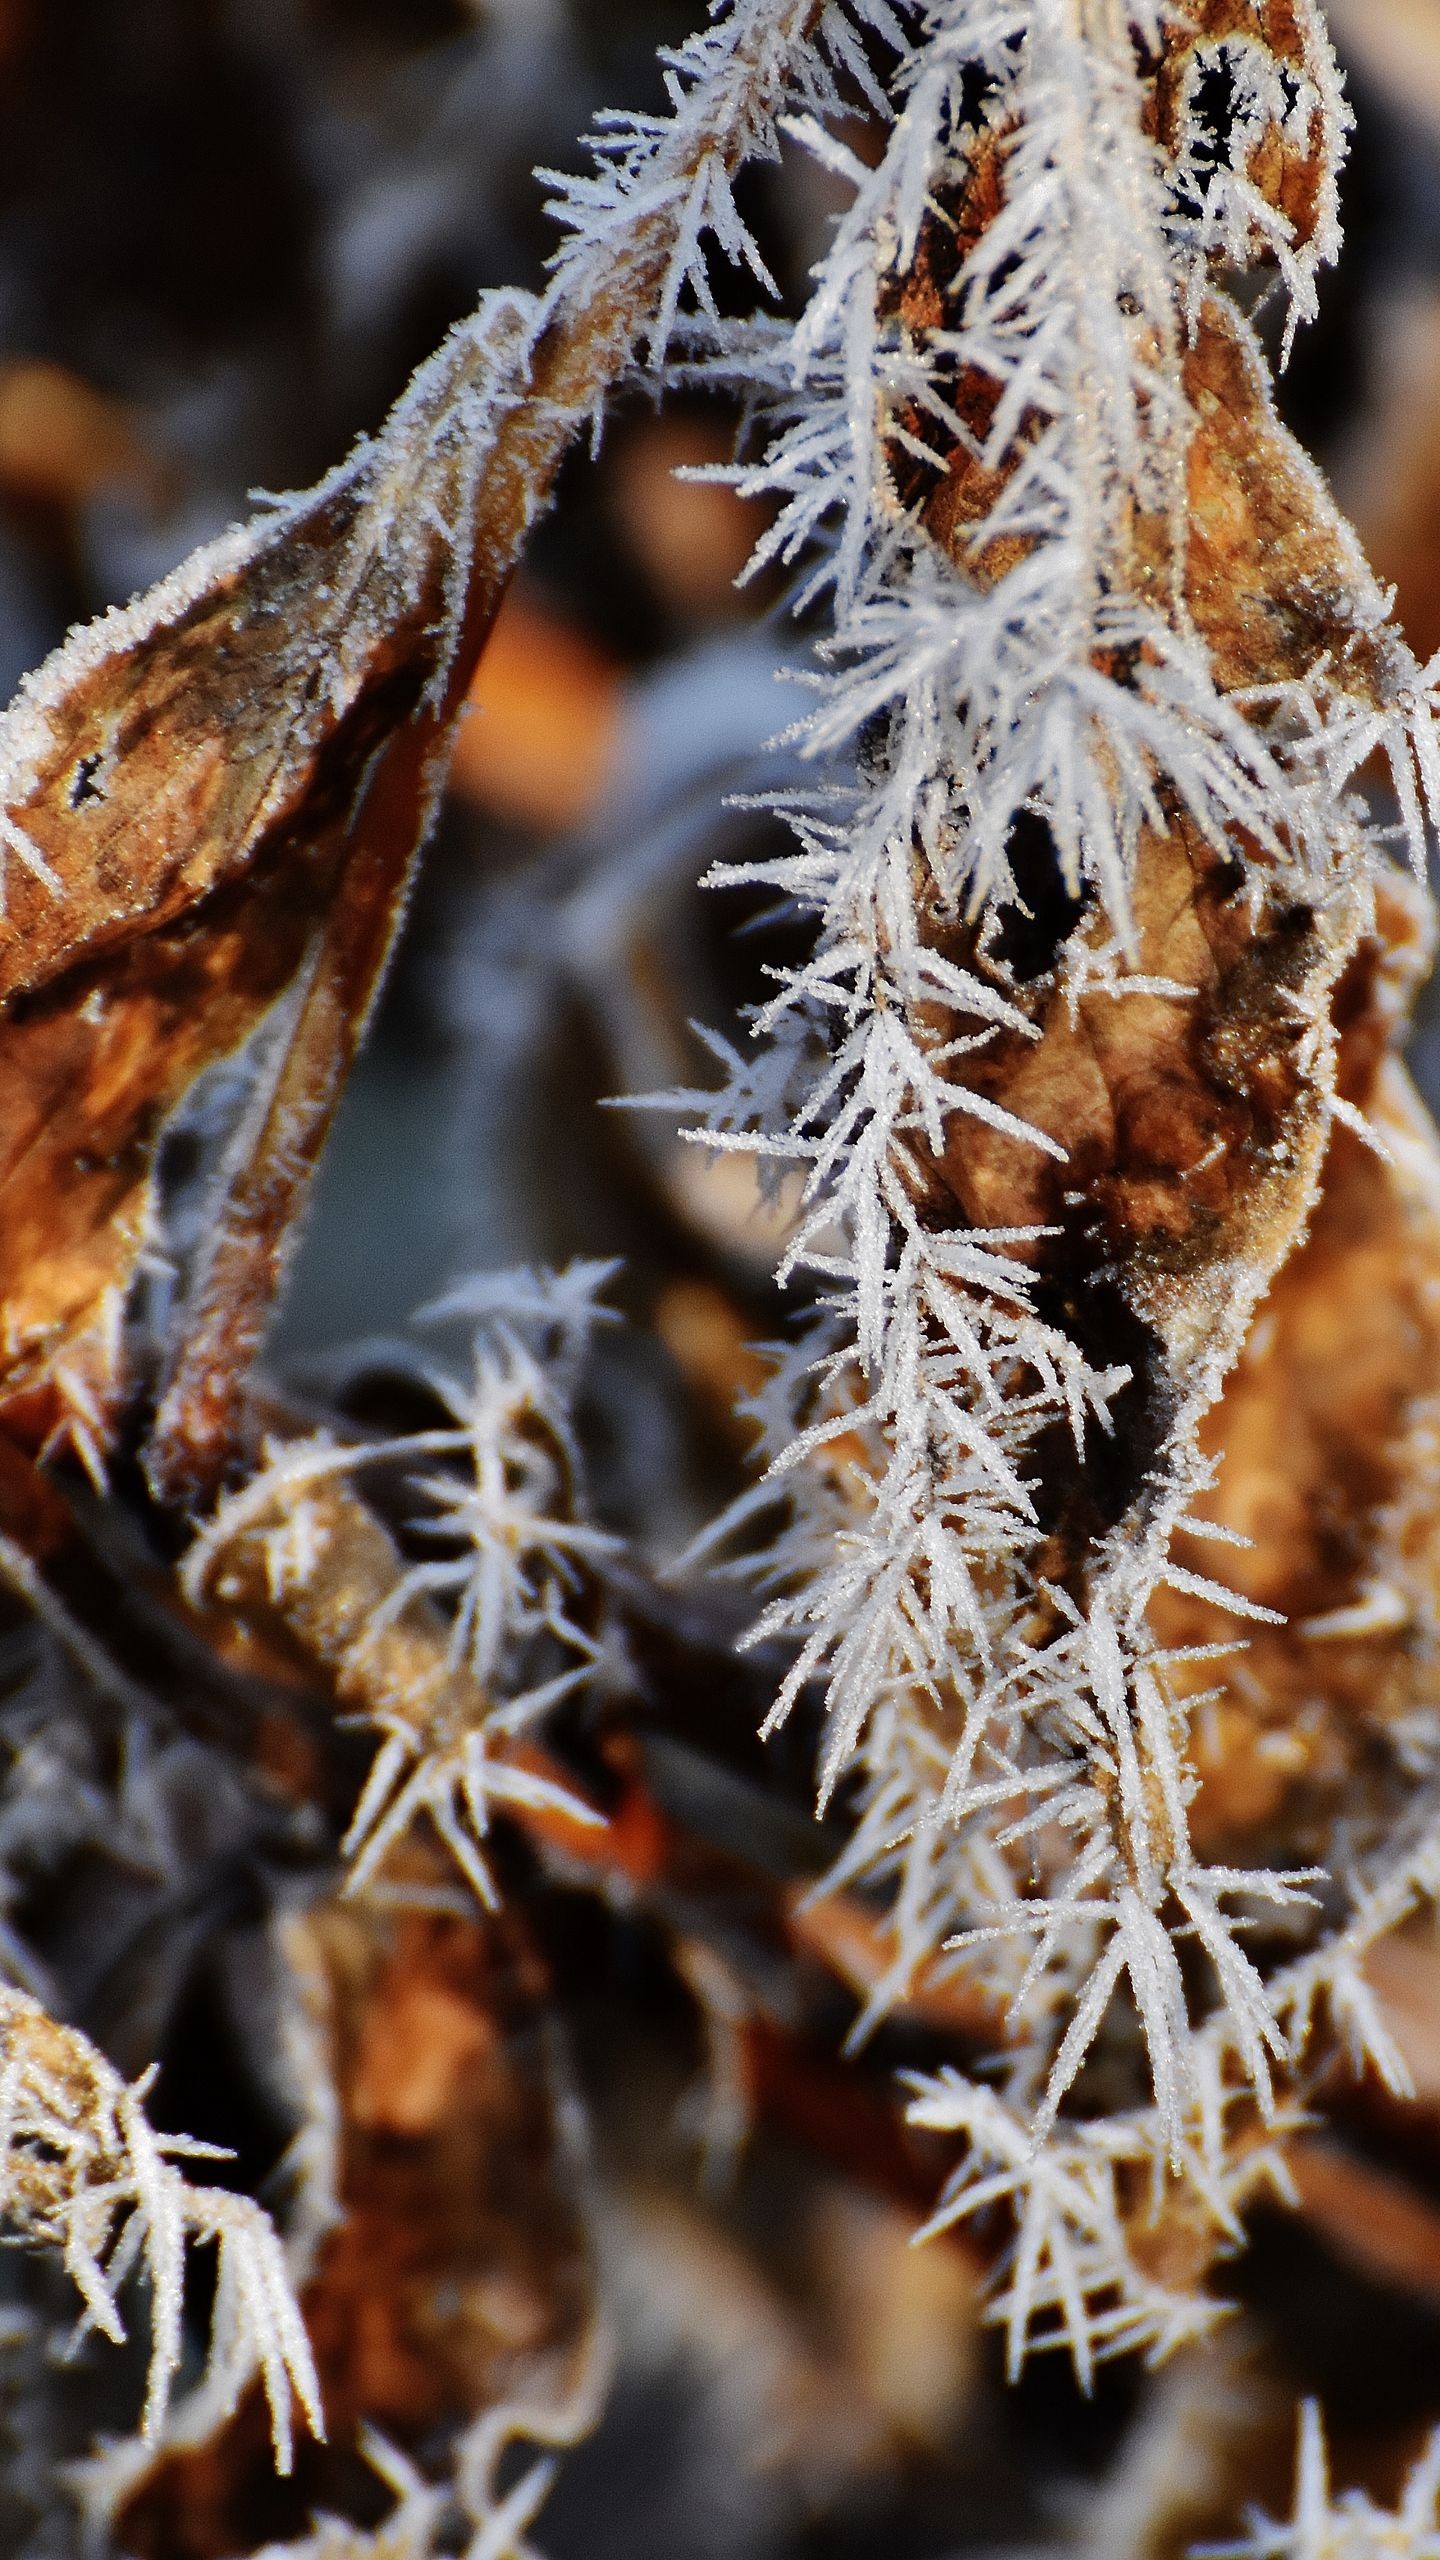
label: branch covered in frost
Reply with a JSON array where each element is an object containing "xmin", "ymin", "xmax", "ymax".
[
  {"xmin": 183, "ymin": 1269, "xmax": 619, "ymax": 1902},
  {"xmin": 0, "ymin": 1988, "xmax": 321, "ymax": 2464}
]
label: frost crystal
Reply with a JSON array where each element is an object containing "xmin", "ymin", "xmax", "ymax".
[
  {"xmin": 340, "ymin": 1268, "xmax": 620, "ymax": 1898},
  {"xmin": 248, "ymin": 2350, "xmax": 607, "ymax": 2560},
  {"xmin": 542, "ymin": 0, "xmax": 910, "ymax": 366},
  {"xmin": 1198, "ymin": 2401, "xmax": 1440, "ymax": 2560},
  {"xmin": 251, "ymin": 2438, "xmax": 447, "ymax": 2559}
]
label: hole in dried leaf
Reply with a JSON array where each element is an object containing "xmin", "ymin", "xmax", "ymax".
[
  {"xmin": 67, "ymin": 752, "xmax": 105, "ymax": 809},
  {"xmin": 989, "ymin": 811, "xmax": 1089, "ymax": 984}
]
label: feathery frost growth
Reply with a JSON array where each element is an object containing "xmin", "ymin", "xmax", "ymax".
[
  {"xmin": 247, "ymin": 2350, "xmax": 606, "ymax": 2560},
  {"xmin": 542, "ymin": 0, "xmax": 912, "ymax": 366},
  {"xmin": 249, "ymin": 2438, "xmax": 448, "ymax": 2560},
  {"xmin": 659, "ymin": 0, "xmax": 1440, "ymax": 2371}
]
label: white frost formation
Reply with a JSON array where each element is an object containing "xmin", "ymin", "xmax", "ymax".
[{"xmin": 649, "ymin": 0, "xmax": 1440, "ymax": 2372}]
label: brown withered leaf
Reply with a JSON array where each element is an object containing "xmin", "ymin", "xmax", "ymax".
[
  {"xmin": 887, "ymin": 272, "xmax": 1414, "ymax": 1614},
  {"xmin": 841, "ymin": 36, "xmax": 1440, "ymax": 2262},
  {"xmin": 113, "ymin": 1887, "xmax": 594, "ymax": 2558},
  {"xmin": 921, "ymin": 818, "xmax": 1363, "ymax": 1599},
  {"xmin": 0, "ymin": 297, "xmax": 538, "ymax": 1494},
  {"xmin": 877, "ymin": 35, "xmax": 1403, "ymax": 1619},
  {"xmin": 1149, "ymin": 876, "xmax": 1440, "ymax": 1855}
]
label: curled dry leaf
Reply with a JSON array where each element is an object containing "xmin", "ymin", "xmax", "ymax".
[
  {"xmin": 902, "ymin": 286, "xmax": 1400, "ymax": 1612},
  {"xmin": 0, "ymin": 293, "xmax": 540, "ymax": 1496}
]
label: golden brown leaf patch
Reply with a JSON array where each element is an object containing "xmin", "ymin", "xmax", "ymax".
[
  {"xmin": 913, "ymin": 825, "xmax": 1362, "ymax": 1590},
  {"xmin": 1181, "ymin": 304, "xmax": 1395, "ymax": 699},
  {"xmin": 1149, "ymin": 879, "xmax": 1440, "ymax": 1856}
]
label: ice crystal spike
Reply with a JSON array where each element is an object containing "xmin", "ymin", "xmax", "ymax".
[{"xmin": 1197, "ymin": 2401, "xmax": 1440, "ymax": 2559}]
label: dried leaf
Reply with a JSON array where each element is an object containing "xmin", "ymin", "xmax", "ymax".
[
  {"xmin": 1148, "ymin": 878, "xmax": 1440, "ymax": 1853},
  {"xmin": 0, "ymin": 296, "xmax": 538, "ymax": 1486}
]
